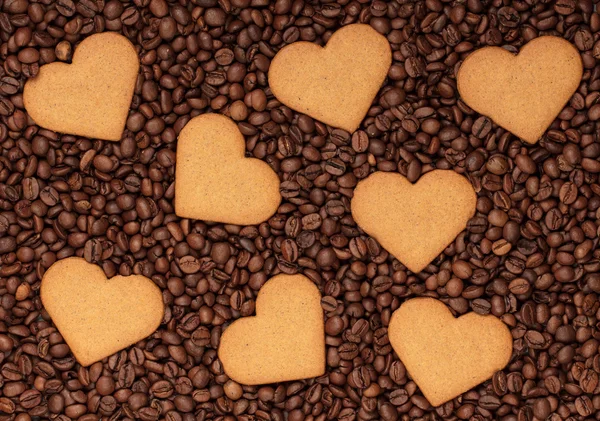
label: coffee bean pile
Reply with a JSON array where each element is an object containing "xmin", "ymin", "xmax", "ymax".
[{"xmin": 1, "ymin": 0, "xmax": 600, "ymax": 420}]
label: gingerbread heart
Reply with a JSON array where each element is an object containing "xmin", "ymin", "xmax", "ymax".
[
  {"xmin": 269, "ymin": 24, "xmax": 391, "ymax": 132},
  {"xmin": 41, "ymin": 258, "xmax": 163, "ymax": 366},
  {"xmin": 175, "ymin": 114, "xmax": 280, "ymax": 225},
  {"xmin": 23, "ymin": 32, "xmax": 139, "ymax": 141},
  {"xmin": 457, "ymin": 36, "xmax": 582, "ymax": 144},
  {"xmin": 388, "ymin": 298, "xmax": 513, "ymax": 406},
  {"xmin": 218, "ymin": 274, "xmax": 325, "ymax": 385},
  {"xmin": 351, "ymin": 170, "xmax": 476, "ymax": 273}
]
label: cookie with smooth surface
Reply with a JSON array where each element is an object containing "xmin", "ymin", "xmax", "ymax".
[
  {"xmin": 218, "ymin": 274, "xmax": 325, "ymax": 385},
  {"xmin": 41, "ymin": 257, "xmax": 163, "ymax": 366},
  {"xmin": 24, "ymin": 32, "xmax": 139, "ymax": 141},
  {"xmin": 175, "ymin": 114, "xmax": 281, "ymax": 225},
  {"xmin": 269, "ymin": 24, "xmax": 391, "ymax": 133},
  {"xmin": 457, "ymin": 36, "xmax": 582, "ymax": 144},
  {"xmin": 388, "ymin": 298, "xmax": 513, "ymax": 406},
  {"xmin": 351, "ymin": 170, "xmax": 476, "ymax": 273}
]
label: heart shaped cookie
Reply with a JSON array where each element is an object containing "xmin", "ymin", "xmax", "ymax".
[
  {"xmin": 23, "ymin": 32, "xmax": 139, "ymax": 141},
  {"xmin": 457, "ymin": 36, "xmax": 582, "ymax": 144},
  {"xmin": 389, "ymin": 298, "xmax": 513, "ymax": 406},
  {"xmin": 218, "ymin": 274, "xmax": 325, "ymax": 385},
  {"xmin": 41, "ymin": 257, "xmax": 163, "ymax": 366},
  {"xmin": 175, "ymin": 114, "xmax": 280, "ymax": 225},
  {"xmin": 269, "ymin": 24, "xmax": 391, "ymax": 133},
  {"xmin": 351, "ymin": 170, "xmax": 476, "ymax": 273}
]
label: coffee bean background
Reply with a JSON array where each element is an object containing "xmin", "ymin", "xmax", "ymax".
[{"xmin": 1, "ymin": 0, "xmax": 600, "ymax": 420}]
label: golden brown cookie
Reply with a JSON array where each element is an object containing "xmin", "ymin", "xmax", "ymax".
[
  {"xmin": 268, "ymin": 24, "xmax": 391, "ymax": 133},
  {"xmin": 41, "ymin": 257, "xmax": 164, "ymax": 366},
  {"xmin": 388, "ymin": 298, "xmax": 513, "ymax": 406},
  {"xmin": 218, "ymin": 274, "xmax": 325, "ymax": 385},
  {"xmin": 457, "ymin": 36, "xmax": 582, "ymax": 144},
  {"xmin": 175, "ymin": 114, "xmax": 281, "ymax": 225},
  {"xmin": 23, "ymin": 32, "xmax": 139, "ymax": 141},
  {"xmin": 351, "ymin": 170, "xmax": 476, "ymax": 273}
]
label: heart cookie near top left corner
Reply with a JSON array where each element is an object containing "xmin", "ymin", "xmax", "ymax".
[{"xmin": 23, "ymin": 32, "xmax": 139, "ymax": 142}]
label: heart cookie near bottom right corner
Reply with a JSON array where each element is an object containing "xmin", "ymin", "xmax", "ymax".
[{"xmin": 388, "ymin": 298, "xmax": 513, "ymax": 407}]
